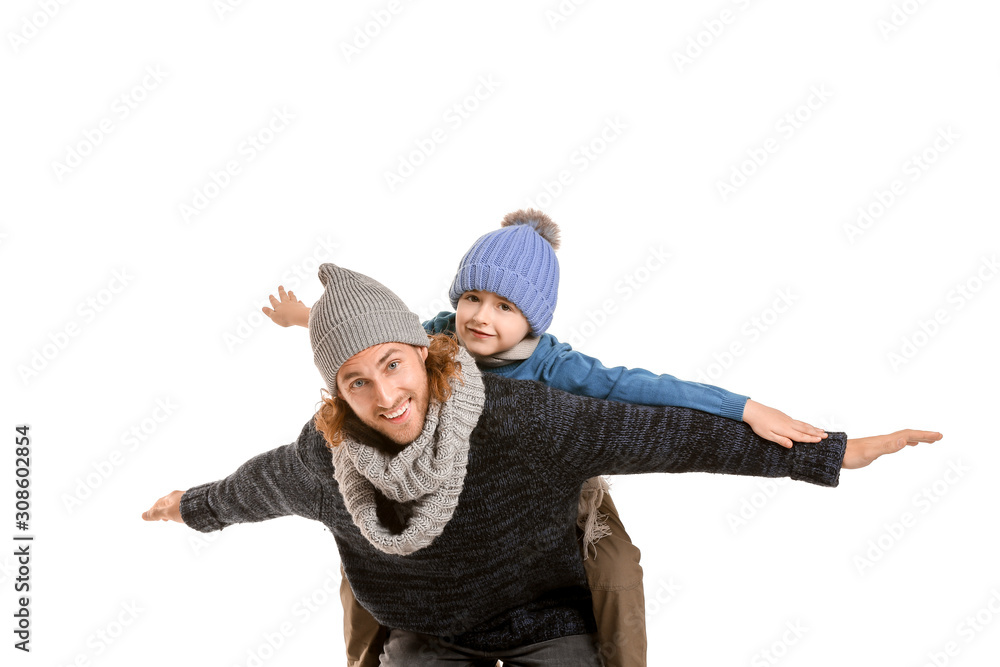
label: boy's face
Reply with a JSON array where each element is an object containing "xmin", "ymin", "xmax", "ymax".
[
  {"xmin": 336, "ymin": 343, "xmax": 431, "ymax": 446},
  {"xmin": 455, "ymin": 290, "xmax": 532, "ymax": 357}
]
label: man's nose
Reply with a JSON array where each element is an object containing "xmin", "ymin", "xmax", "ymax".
[{"xmin": 374, "ymin": 379, "xmax": 395, "ymax": 407}]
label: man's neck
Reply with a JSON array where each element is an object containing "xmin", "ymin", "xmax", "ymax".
[{"xmin": 343, "ymin": 413, "xmax": 410, "ymax": 457}]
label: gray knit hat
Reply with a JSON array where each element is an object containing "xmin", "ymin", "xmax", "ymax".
[{"xmin": 310, "ymin": 263, "xmax": 428, "ymax": 395}]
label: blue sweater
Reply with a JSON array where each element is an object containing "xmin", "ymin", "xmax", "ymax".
[{"xmin": 424, "ymin": 311, "xmax": 749, "ymax": 421}]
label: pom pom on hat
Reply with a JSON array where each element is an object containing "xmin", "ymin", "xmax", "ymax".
[{"xmin": 501, "ymin": 209, "xmax": 561, "ymax": 251}]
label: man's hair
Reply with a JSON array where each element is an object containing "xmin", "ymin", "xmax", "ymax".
[{"xmin": 313, "ymin": 333, "xmax": 463, "ymax": 450}]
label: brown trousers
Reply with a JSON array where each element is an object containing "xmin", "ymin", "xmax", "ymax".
[{"xmin": 340, "ymin": 491, "xmax": 646, "ymax": 667}]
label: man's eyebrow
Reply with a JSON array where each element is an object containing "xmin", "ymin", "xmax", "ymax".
[
  {"xmin": 340, "ymin": 369, "xmax": 362, "ymax": 383},
  {"xmin": 339, "ymin": 347, "xmax": 404, "ymax": 385},
  {"xmin": 377, "ymin": 347, "xmax": 402, "ymax": 366}
]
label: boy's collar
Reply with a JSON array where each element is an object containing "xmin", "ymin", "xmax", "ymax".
[{"xmin": 462, "ymin": 334, "xmax": 540, "ymax": 368}]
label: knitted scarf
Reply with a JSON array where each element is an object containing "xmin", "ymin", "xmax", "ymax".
[
  {"xmin": 329, "ymin": 348, "xmax": 485, "ymax": 556},
  {"xmin": 462, "ymin": 334, "xmax": 611, "ymax": 560},
  {"xmin": 468, "ymin": 334, "xmax": 541, "ymax": 368}
]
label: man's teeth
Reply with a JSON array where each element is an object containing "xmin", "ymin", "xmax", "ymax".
[{"xmin": 384, "ymin": 402, "xmax": 408, "ymax": 419}]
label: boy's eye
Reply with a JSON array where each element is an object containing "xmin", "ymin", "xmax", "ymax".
[
  {"xmin": 465, "ymin": 294, "xmax": 479, "ymax": 302},
  {"xmin": 499, "ymin": 303, "xmax": 511, "ymax": 312}
]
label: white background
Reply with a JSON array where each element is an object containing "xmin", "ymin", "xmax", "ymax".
[{"xmin": 2, "ymin": 1, "xmax": 998, "ymax": 666}]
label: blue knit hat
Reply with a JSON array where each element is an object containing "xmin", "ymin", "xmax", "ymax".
[{"xmin": 449, "ymin": 209, "xmax": 560, "ymax": 334}]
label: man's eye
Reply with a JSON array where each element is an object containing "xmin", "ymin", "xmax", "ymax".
[
  {"xmin": 351, "ymin": 379, "xmax": 366, "ymax": 389},
  {"xmin": 388, "ymin": 361, "xmax": 399, "ymax": 370}
]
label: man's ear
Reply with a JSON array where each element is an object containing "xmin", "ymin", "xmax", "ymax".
[{"xmin": 417, "ymin": 345, "xmax": 429, "ymax": 362}]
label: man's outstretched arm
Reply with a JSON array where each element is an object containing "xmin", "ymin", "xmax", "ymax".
[
  {"xmin": 519, "ymin": 380, "xmax": 941, "ymax": 486},
  {"xmin": 141, "ymin": 423, "xmax": 327, "ymax": 531}
]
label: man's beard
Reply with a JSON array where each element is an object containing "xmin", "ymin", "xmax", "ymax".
[{"xmin": 342, "ymin": 408, "xmax": 422, "ymax": 457}]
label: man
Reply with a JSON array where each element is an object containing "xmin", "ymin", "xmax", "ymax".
[{"xmin": 143, "ymin": 263, "xmax": 941, "ymax": 666}]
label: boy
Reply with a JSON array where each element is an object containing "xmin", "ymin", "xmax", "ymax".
[{"xmin": 262, "ymin": 210, "xmax": 828, "ymax": 667}]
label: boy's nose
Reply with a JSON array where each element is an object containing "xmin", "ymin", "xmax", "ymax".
[{"xmin": 473, "ymin": 305, "xmax": 490, "ymax": 324}]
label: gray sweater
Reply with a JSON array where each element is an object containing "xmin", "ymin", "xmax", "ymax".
[{"xmin": 180, "ymin": 374, "xmax": 846, "ymax": 651}]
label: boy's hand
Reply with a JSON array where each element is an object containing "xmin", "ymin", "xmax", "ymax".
[
  {"xmin": 142, "ymin": 490, "xmax": 186, "ymax": 523},
  {"xmin": 743, "ymin": 399, "xmax": 828, "ymax": 448},
  {"xmin": 262, "ymin": 285, "xmax": 311, "ymax": 328},
  {"xmin": 842, "ymin": 430, "xmax": 943, "ymax": 469}
]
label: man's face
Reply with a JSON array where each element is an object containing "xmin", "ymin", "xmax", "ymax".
[
  {"xmin": 336, "ymin": 343, "xmax": 431, "ymax": 446},
  {"xmin": 455, "ymin": 290, "xmax": 532, "ymax": 357}
]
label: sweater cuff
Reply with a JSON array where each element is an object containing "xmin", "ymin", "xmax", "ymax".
[
  {"xmin": 179, "ymin": 483, "xmax": 225, "ymax": 533},
  {"xmin": 720, "ymin": 393, "xmax": 750, "ymax": 421},
  {"xmin": 788, "ymin": 432, "xmax": 847, "ymax": 487}
]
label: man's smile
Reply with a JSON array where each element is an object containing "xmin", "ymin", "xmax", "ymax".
[{"xmin": 381, "ymin": 399, "xmax": 411, "ymax": 423}]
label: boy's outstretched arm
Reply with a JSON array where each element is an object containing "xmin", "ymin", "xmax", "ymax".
[
  {"xmin": 262, "ymin": 285, "xmax": 311, "ymax": 328},
  {"xmin": 533, "ymin": 338, "xmax": 828, "ymax": 449},
  {"xmin": 421, "ymin": 311, "xmax": 827, "ymax": 450},
  {"xmin": 742, "ymin": 399, "xmax": 828, "ymax": 448}
]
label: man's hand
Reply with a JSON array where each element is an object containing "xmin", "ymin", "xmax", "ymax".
[
  {"xmin": 842, "ymin": 430, "xmax": 943, "ymax": 469},
  {"xmin": 142, "ymin": 490, "xmax": 186, "ymax": 523},
  {"xmin": 262, "ymin": 285, "xmax": 311, "ymax": 328},
  {"xmin": 743, "ymin": 399, "xmax": 827, "ymax": 448}
]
